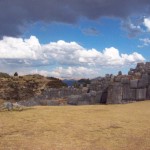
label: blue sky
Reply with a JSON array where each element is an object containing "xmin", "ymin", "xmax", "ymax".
[
  {"xmin": 23, "ymin": 17, "xmax": 150, "ymax": 60},
  {"xmin": 0, "ymin": 1, "xmax": 149, "ymax": 78}
]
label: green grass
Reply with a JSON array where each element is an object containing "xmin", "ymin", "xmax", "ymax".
[{"xmin": 0, "ymin": 101, "xmax": 150, "ymax": 150}]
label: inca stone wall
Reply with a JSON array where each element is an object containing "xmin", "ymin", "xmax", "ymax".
[
  {"xmin": 19, "ymin": 62, "xmax": 150, "ymax": 106},
  {"xmin": 106, "ymin": 62, "xmax": 150, "ymax": 104}
]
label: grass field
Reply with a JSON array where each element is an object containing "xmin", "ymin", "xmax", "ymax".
[{"xmin": 0, "ymin": 101, "xmax": 150, "ymax": 150}]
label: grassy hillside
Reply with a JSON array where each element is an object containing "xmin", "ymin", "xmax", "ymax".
[{"xmin": 0, "ymin": 101, "xmax": 150, "ymax": 150}]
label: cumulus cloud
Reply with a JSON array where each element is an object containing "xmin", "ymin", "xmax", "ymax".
[
  {"xmin": 0, "ymin": 36, "xmax": 145, "ymax": 78},
  {"xmin": 32, "ymin": 67, "xmax": 99, "ymax": 79},
  {"xmin": 0, "ymin": 36, "xmax": 41, "ymax": 59},
  {"xmin": 143, "ymin": 18, "xmax": 150, "ymax": 31},
  {"xmin": 0, "ymin": 0, "xmax": 150, "ymax": 37}
]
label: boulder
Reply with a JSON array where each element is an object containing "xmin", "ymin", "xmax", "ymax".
[
  {"xmin": 130, "ymin": 80, "xmax": 138, "ymax": 89},
  {"xmin": 136, "ymin": 88, "xmax": 146, "ymax": 100},
  {"xmin": 12, "ymin": 102, "xmax": 23, "ymax": 111},
  {"xmin": 2, "ymin": 102, "xmax": 13, "ymax": 111}
]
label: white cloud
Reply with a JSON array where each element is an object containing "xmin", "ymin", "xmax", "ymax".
[
  {"xmin": 143, "ymin": 18, "xmax": 150, "ymax": 31},
  {"xmin": 0, "ymin": 36, "xmax": 145, "ymax": 78},
  {"xmin": 32, "ymin": 67, "xmax": 99, "ymax": 79},
  {"xmin": 0, "ymin": 36, "xmax": 41, "ymax": 59},
  {"xmin": 138, "ymin": 38, "xmax": 150, "ymax": 48},
  {"xmin": 122, "ymin": 20, "xmax": 143, "ymax": 37}
]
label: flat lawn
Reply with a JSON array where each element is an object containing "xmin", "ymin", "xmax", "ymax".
[{"xmin": 0, "ymin": 101, "xmax": 150, "ymax": 150}]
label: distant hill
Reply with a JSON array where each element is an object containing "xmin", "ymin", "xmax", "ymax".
[{"xmin": 63, "ymin": 79, "xmax": 77, "ymax": 86}]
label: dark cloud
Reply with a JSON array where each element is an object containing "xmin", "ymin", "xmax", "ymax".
[
  {"xmin": 0, "ymin": 0, "xmax": 150, "ymax": 37},
  {"xmin": 82, "ymin": 27, "xmax": 99, "ymax": 36},
  {"xmin": 121, "ymin": 19, "xmax": 144, "ymax": 38}
]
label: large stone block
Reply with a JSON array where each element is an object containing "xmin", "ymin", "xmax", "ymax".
[
  {"xmin": 141, "ymin": 74, "xmax": 149, "ymax": 84},
  {"xmin": 95, "ymin": 91, "xmax": 103, "ymax": 103},
  {"xmin": 147, "ymin": 86, "xmax": 150, "ymax": 99},
  {"xmin": 136, "ymin": 88, "xmax": 146, "ymax": 100},
  {"xmin": 47, "ymin": 100, "xmax": 60, "ymax": 106},
  {"xmin": 145, "ymin": 62, "xmax": 150, "ymax": 69},
  {"xmin": 78, "ymin": 101, "xmax": 90, "ymax": 105},
  {"xmin": 79, "ymin": 93, "xmax": 91, "ymax": 104},
  {"xmin": 130, "ymin": 80, "xmax": 138, "ymax": 89},
  {"xmin": 122, "ymin": 85, "xmax": 136, "ymax": 100},
  {"xmin": 106, "ymin": 83, "xmax": 122, "ymax": 104},
  {"xmin": 121, "ymin": 78, "xmax": 130, "ymax": 84},
  {"xmin": 138, "ymin": 79, "xmax": 148, "ymax": 88},
  {"xmin": 67, "ymin": 95, "xmax": 81, "ymax": 105},
  {"xmin": 114, "ymin": 76, "xmax": 122, "ymax": 82},
  {"xmin": 82, "ymin": 87, "xmax": 89, "ymax": 93},
  {"xmin": 18, "ymin": 100, "xmax": 39, "ymax": 106}
]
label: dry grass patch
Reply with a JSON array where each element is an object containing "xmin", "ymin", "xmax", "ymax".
[{"xmin": 0, "ymin": 101, "xmax": 150, "ymax": 150}]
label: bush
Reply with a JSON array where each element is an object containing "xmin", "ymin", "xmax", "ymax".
[{"xmin": 14, "ymin": 72, "xmax": 18, "ymax": 76}]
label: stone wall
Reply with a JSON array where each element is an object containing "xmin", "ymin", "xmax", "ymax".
[
  {"xmin": 19, "ymin": 62, "xmax": 150, "ymax": 106},
  {"xmin": 106, "ymin": 62, "xmax": 150, "ymax": 104}
]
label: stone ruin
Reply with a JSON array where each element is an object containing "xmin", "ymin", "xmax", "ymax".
[
  {"xmin": 18, "ymin": 62, "xmax": 150, "ymax": 106},
  {"xmin": 107, "ymin": 62, "xmax": 150, "ymax": 104}
]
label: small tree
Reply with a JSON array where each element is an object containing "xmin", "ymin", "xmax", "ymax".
[
  {"xmin": 118, "ymin": 71, "xmax": 122, "ymax": 76},
  {"xmin": 14, "ymin": 72, "xmax": 18, "ymax": 76}
]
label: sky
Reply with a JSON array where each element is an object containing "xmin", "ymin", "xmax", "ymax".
[{"xmin": 0, "ymin": 0, "xmax": 150, "ymax": 79}]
